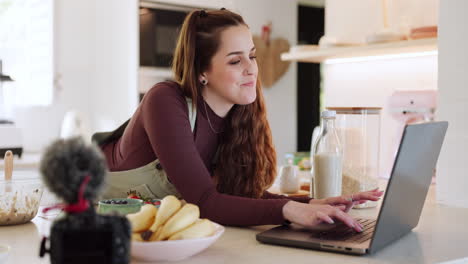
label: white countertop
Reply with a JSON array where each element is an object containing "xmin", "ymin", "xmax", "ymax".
[
  {"xmin": 1, "ymin": 183, "xmax": 468, "ymax": 264},
  {"xmin": 0, "ymin": 153, "xmax": 41, "ymax": 171}
]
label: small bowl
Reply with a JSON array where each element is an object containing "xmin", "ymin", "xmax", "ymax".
[
  {"xmin": 131, "ymin": 223, "xmax": 225, "ymax": 262},
  {"xmin": 97, "ymin": 198, "xmax": 143, "ymax": 215},
  {"xmin": 0, "ymin": 244, "xmax": 11, "ymax": 264}
]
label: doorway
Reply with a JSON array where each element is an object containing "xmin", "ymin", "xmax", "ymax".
[{"xmin": 297, "ymin": 5, "xmax": 324, "ymax": 152}]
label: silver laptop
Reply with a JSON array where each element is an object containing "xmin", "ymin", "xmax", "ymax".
[{"xmin": 256, "ymin": 121, "xmax": 448, "ymax": 255}]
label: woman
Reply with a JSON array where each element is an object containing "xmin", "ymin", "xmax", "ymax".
[{"xmin": 95, "ymin": 9, "xmax": 383, "ymax": 231}]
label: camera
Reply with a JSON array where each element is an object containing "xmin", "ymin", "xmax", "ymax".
[
  {"xmin": 38, "ymin": 137, "xmax": 132, "ymax": 264},
  {"xmin": 40, "ymin": 209, "xmax": 130, "ymax": 264}
]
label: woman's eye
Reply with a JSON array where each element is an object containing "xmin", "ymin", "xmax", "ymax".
[{"xmin": 229, "ymin": 55, "xmax": 256, "ymax": 65}]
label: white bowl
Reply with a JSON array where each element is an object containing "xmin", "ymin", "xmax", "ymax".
[
  {"xmin": 131, "ymin": 223, "xmax": 224, "ymax": 262},
  {"xmin": 0, "ymin": 244, "xmax": 11, "ymax": 264}
]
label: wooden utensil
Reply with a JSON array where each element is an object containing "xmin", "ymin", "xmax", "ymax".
[{"xmin": 4, "ymin": 150, "xmax": 13, "ymax": 192}]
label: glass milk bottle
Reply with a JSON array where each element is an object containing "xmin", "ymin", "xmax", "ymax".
[{"xmin": 312, "ymin": 111, "xmax": 343, "ymax": 199}]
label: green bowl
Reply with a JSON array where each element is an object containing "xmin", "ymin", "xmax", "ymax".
[{"xmin": 97, "ymin": 198, "xmax": 143, "ymax": 215}]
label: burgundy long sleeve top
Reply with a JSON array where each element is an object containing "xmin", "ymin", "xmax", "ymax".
[{"xmin": 101, "ymin": 81, "xmax": 310, "ymax": 226}]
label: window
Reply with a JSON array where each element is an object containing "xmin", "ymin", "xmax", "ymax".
[{"xmin": 0, "ymin": 0, "xmax": 53, "ymax": 106}]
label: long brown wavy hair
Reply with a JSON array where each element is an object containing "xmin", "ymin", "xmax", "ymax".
[{"xmin": 172, "ymin": 9, "xmax": 276, "ymax": 198}]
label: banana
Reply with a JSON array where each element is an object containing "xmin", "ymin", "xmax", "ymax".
[
  {"xmin": 157, "ymin": 203, "xmax": 200, "ymax": 240},
  {"xmin": 148, "ymin": 195, "xmax": 181, "ymax": 233},
  {"xmin": 149, "ymin": 226, "xmax": 162, "ymax": 241},
  {"xmin": 168, "ymin": 219, "xmax": 216, "ymax": 240},
  {"xmin": 126, "ymin": 204, "xmax": 157, "ymax": 232},
  {"xmin": 131, "ymin": 232, "xmax": 144, "ymax": 242},
  {"xmin": 127, "ymin": 195, "xmax": 219, "ymax": 243}
]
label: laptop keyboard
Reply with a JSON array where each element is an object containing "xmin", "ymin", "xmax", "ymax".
[{"xmin": 316, "ymin": 218, "xmax": 376, "ymax": 243}]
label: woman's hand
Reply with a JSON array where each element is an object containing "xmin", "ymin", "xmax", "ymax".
[
  {"xmin": 309, "ymin": 188, "xmax": 384, "ymax": 212},
  {"xmin": 282, "ymin": 201, "xmax": 364, "ymax": 232}
]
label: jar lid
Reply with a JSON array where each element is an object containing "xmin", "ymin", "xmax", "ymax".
[{"xmin": 326, "ymin": 107, "xmax": 382, "ymax": 114}]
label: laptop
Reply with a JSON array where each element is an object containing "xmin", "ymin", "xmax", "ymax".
[{"xmin": 257, "ymin": 121, "xmax": 448, "ymax": 255}]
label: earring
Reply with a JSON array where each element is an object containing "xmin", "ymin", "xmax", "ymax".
[{"xmin": 201, "ymin": 79, "xmax": 208, "ymax": 85}]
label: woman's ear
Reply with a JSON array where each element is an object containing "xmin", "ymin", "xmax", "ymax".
[
  {"xmin": 199, "ymin": 73, "xmax": 206, "ymax": 83},
  {"xmin": 199, "ymin": 73, "xmax": 208, "ymax": 85}
]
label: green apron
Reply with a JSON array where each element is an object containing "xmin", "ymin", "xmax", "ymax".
[{"xmin": 92, "ymin": 97, "xmax": 197, "ymax": 200}]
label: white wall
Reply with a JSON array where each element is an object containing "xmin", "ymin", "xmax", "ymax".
[
  {"xmin": 92, "ymin": 0, "xmax": 139, "ymax": 132},
  {"xmin": 323, "ymin": 0, "xmax": 439, "ymax": 178},
  {"xmin": 326, "ymin": 0, "xmax": 438, "ymax": 44},
  {"xmin": 13, "ymin": 0, "xmax": 139, "ymax": 152},
  {"xmin": 15, "ymin": 0, "xmax": 96, "ymax": 151},
  {"xmin": 436, "ymin": 0, "xmax": 468, "ymax": 208}
]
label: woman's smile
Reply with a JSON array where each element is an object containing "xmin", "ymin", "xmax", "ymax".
[{"xmin": 241, "ymin": 81, "xmax": 255, "ymax": 87}]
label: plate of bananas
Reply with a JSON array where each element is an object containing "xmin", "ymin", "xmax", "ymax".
[{"xmin": 127, "ymin": 195, "xmax": 225, "ymax": 262}]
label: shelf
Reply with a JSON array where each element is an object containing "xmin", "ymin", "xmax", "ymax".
[{"xmin": 281, "ymin": 38, "xmax": 438, "ymax": 63}]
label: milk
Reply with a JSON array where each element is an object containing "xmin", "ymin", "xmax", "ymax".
[{"xmin": 313, "ymin": 153, "xmax": 343, "ymax": 199}]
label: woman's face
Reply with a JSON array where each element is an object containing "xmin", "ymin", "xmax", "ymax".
[{"xmin": 201, "ymin": 25, "xmax": 258, "ymax": 107}]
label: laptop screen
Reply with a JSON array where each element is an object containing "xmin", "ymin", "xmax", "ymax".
[{"xmin": 369, "ymin": 122, "xmax": 448, "ymax": 253}]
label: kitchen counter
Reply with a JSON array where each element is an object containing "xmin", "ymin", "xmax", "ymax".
[
  {"xmin": 0, "ymin": 152, "xmax": 41, "ymax": 171},
  {"xmin": 1, "ymin": 183, "xmax": 468, "ymax": 264}
]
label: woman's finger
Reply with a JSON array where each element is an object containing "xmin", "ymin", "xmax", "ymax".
[
  {"xmin": 330, "ymin": 209, "xmax": 362, "ymax": 232},
  {"xmin": 352, "ymin": 191, "xmax": 383, "ymax": 202},
  {"xmin": 358, "ymin": 189, "xmax": 383, "ymax": 196},
  {"xmin": 331, "ymin": 197, "xmax": 355, "ymax": 212},
  {"xmin": 316, "ymin": 211, "xmax": 335, "ymax": 224},
  {"xmin": 323, "ymin": 190, "xmax": 384, "ymax": 208},
  {"xmin": 344, "ymin": 202, "xmax": 355, "ymax": 212},
  {"xmin": 335, "ymin": 205, "xmax": 346, "ymax": 211},
  {"xmin": 326, "ymin": 196, "xmax": 353, "ymax": 206}
]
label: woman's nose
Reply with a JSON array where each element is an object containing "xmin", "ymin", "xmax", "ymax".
[{"xmin": 244, "ymin": 59, "xmax": 257, "ymax": 75}]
